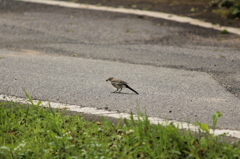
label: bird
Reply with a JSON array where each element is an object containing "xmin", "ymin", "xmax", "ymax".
[{"xmin": 106, "ymin": 77, "xmax": 139, "ymax": 94}]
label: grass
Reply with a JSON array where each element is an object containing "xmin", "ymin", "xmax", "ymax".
[{"xmin": 0, "ymin": 98, "xmax": 240, "ymax": 158}]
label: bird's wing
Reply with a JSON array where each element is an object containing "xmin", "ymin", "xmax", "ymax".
[{"xmin": 112, "ymin": 79, "xmax": 128, "ymax": 85}]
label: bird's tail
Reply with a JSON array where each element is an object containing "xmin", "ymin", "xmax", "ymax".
[{"xmin": 125, "ymin": 85, "xmax": 139, "ymax": 94}]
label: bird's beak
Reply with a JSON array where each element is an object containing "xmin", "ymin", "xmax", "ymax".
[{"xmin": 106, "ymin": 79, "xmax": 108, "ymax": 82}]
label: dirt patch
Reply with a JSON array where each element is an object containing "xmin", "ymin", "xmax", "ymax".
[{"xmin": 0, "ymin": 49, "xmax": 46, "ymax": 56}]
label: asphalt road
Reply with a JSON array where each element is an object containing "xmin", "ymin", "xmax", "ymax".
[{"xmin": 0, "ymin": 0, "xmax": 240, "ymax": 130}]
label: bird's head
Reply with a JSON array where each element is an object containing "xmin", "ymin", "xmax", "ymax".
[{"xmin": 106, "ymin": 77, "xmax": 114, "ymax": 82}]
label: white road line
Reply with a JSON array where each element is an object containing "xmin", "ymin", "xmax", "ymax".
[
  {"xmin": 17, "ymin": 0, "xmax": 240, "ymax": 35},
  {"xmin": 1, "ymin": 94, "xmax": 240, "ymax": 139}
]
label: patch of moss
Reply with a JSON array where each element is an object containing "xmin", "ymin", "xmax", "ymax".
[{"xmin": 220, "ymin": 29, "xmax": 229, "ymax": 34}]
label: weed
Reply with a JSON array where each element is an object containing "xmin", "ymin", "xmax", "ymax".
[
  {"xmin": 0, "ymin": 96, "xmax": 240, "ymax": 158},
  {"xmin": 211, "ymin": 0, "xmax": 240, "ymax": 18}
]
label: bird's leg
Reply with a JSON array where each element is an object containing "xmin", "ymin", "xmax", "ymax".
[
  {"xmin": 113, "ymin": 88, "xmax": 119, "ymax": 93},
  {"xmin": 118, "ymin": 88, "xmax": 122, "ymax": 93}
]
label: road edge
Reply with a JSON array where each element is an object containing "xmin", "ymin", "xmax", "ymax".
[
  {"xmin": 1, "ymin": 94, "xmax": 240, "ymax": 139},
  {"xmin": 17, "ymin": 0, "xmax": 240, "ymax": 35}
]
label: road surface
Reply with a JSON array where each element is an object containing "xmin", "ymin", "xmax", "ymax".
[{"xmin": 0, "ymin": 0, "xmax": 240, "ymax": 130}]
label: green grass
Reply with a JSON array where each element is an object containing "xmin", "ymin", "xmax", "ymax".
[{"xmin": 0, "ymin": 100, "xmax": 240, "ymax": 158}]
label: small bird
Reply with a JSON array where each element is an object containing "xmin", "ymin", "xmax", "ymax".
[{"xmin": 106, "ymin": 77, "xmax": 139, "ymax": 94}]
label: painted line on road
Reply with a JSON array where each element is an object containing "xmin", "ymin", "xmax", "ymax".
[
  {"xmin": 17, "ymin": 0, "xmax": 240, "ymax": 35},
  {"xmin": 1, "ymin": 94, "xmax": 240, "ymax": 139}
]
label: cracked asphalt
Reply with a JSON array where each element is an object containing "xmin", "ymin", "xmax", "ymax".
[{"xmin": 0, "ymin": 0, "xmax": 240, "ymax": 130}]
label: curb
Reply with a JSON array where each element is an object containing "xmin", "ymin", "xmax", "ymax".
[
  {"xmin": 17, "ymin": 0, "xmax": 240, "ymax": 35},
  {"xmin": 1, "ymin": 94, "xmax": 240, "ymax": 139}
]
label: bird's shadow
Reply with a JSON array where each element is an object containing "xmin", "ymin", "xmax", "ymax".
[{"xmin": 111, "ymin": 92, "xmax": 138, "ymax": 95}]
